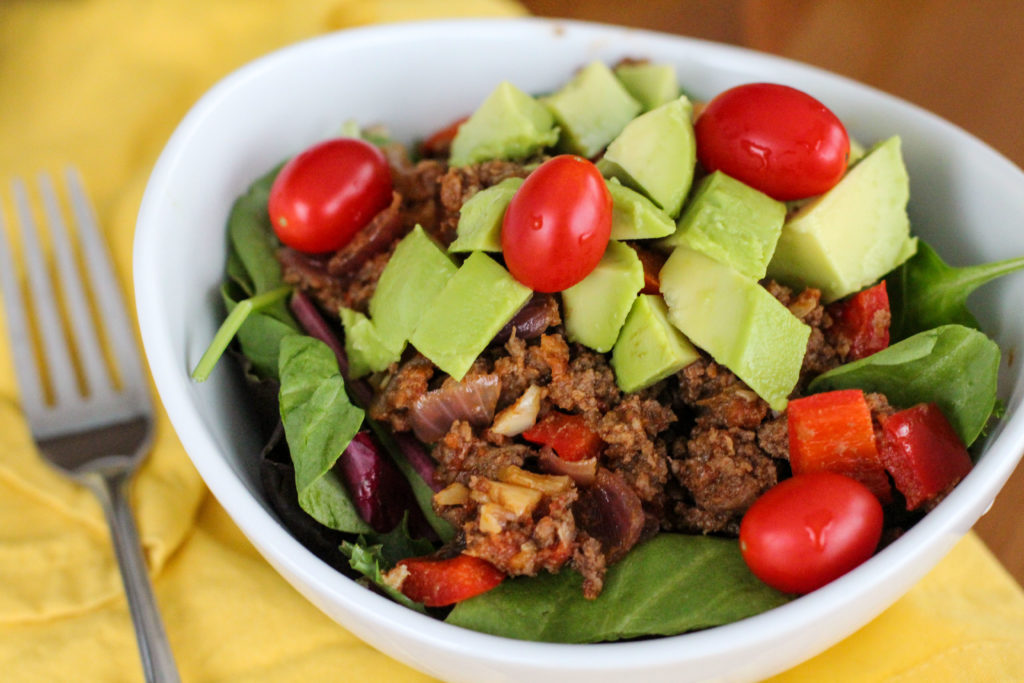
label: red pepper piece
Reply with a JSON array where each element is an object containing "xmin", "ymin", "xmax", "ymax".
[
  {"xmin": 522, "ymin": 411, "xmax": 604, "ymax": 462},
  {"xmin": 630, "ymin": 243, "xmax": 667, "ymax": 295},
  {"xmin": 396, "ymin": 554, "xmax": 505, "ymax": 607},
  {"xmin": 418, "ymin": 115, "xmax": 468, "ymax": 158},
  {"xmin": 828, "ymin": 281, "xmax": 891, "ymax": 360},
  {"xmin": 787, "ymin": 389, "xmax": 892, "ymax": 502},
  {"xmin": 878, "ymin": 402, "xmax": 973, "ymax": 510}
]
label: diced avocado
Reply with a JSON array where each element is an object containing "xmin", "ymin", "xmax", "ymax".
[
  {"xmin": 368, "ymin": 225, "xmax": 458, "ymax": 354},
  {"xmin": 660, "ymin": 246, "xmax": 810, "ymax": 411},
  {"xmin": 561, "ymin": 240, "xmax": 645, "ymax": 353},
  {"xmin": 597, "ymin": 96, "xmax": 696, "ymax": 219},
  {"xmin": 611, "ymin": 294, "xmax": 700, "ymax": 393},
  {"xmin": 339, "ymin": 308, "xmax": 400, "ymax": 378},
  {"xmin": 607, "ymin": 178, "xmax": 675, "ymax": 240},
  {"xmin": 448, "ymin": 177, "xmax": 524, "ymax": 253},
  {"xmin": 409, "ymin": 252, "xmax": 532, "ymax": 380},
  {"xmin": 766, "ymin": 136, "xmax": 917, "ymax": 302},
  {"xmin": 659, "ymin": 171, "xmax": 786, "ymax": 279},
  {"xmin": 614, "ymin": 62, "xmax": 679, "ymax": 112},
  {"xmin": 449, "ymin": 81, "xmax": 559, "ymax": 167},
  {"xmin": 541, "ymin": 61, "xmax": 642, "ymax": 158}
]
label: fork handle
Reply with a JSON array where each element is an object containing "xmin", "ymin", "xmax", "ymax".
[{"xmin": 85, "ymin": 470, "xmax": 181, "ymax": 683}]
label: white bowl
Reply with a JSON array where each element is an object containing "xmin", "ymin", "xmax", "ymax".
[{"xmin": 134, "ymin": 18, "xmax": 1024, "ymax": 683}]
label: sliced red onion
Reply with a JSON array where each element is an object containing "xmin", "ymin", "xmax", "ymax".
[
  {"xmin": 537, "ymin": 449, "xmax": 598, "ymax": 487},
  {"xmin": 491, "ymin": 293, "xmax": 560, "ymax": 345},
  {"xmin": 573, "ymin": 468, "xmax": 645, "ymax": 563},
  {"xmin": 409, "ymin": 373, "xmax": 501, "ymax": 444},
  {"xmin": 327, "ymin": 192, "xmax": 404, "ymax": 277},
  {"xmin": 394, "ymin": 431, "xmax": 443, "ymax": 492},
  {"xmin": 337, "ymin": 431, "xmax": 418, "ymax": 534},
  {"xmin": 289, "ymin": 290, "xmax": 373, "ymax": 407}
]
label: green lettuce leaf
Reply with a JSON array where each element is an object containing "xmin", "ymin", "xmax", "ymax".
[
  {"xmin": 808, "ymin": 324, "xmax": 999, "ymax": 446},
  {"xmin": 445, "ymin": 534, "xmax": 791, "ymax": 643},
  {"xmin": 278, "ymin": 335, "xmax": 369, "ymax": 533}
]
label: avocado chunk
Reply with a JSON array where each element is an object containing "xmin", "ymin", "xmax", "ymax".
[
  {"xmin": 339, "ymin": 308, "xmax": 400, "ymax": 378},
  {"xmin": 607, "ymin": 178, "xmax": 676, "ymax": 240},
  {"xmin": 541, "ymin": 61, "xmax": 642, "ymax": 158},
  {"xmin": 449, "ymin": 81, "xmax": 559, "ymax": 167},
  {"xmin": 561, "ymin": 240, "xmax": 645, "ymax": 353},
  {"xmin": 660, "ymin": 171, "xmax": 786, "ymax": 279},
  {"xmin": 614, "ymin": 62, "xmax": 679, "ymax": 112},
  {"xmin": 766, "ymin": 136, "xmax": 917, "ymax": 302},
  {"xmin": 611, "ymin": 294, "xmax": 700, "ymax": 393},
  {"xmin": 660, "ymin": 246, "xmax": 810, "ymax": 411},
  {"xmin": 368, "ymin": 225, "xmax": 458, "ymax": 355},
  {"xmin": 410, "ymin": 252, "xmax": 532, "ymax": 380},
  {"xmin": 448, "ymin": 177, "xmax": 524, "ymax": 253},
  {"xmin": 597, "ymin": 96, "xmax": 696, "ymax": 219}
]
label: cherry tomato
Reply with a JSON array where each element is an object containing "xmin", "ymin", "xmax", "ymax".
[
  {"xmin": 501, "ymin": 155, "xmax": 612, "ymax": 292},
  {"xmin": 695, "ymin": 83, "xmax": 850, "ymax": 200},
  {"xmin": 418, "ymin": 115, "xmax": 468, "ymax": 157},
  {"xmin": 739, "ymin": 472, "xmax": 883, "ymax": 594},
  {"xmin": 268, "ymin": 137, "xmax": 392, "ymax": 254}
]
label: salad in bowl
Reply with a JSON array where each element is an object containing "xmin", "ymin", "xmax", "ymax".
[
  {"xmin": 134, "ymin": 18, "xmax": 1024, "ymax": 683},
  {"xmin": 193, "ymin": 56, "xmax": 1021, "ymax": 641}
]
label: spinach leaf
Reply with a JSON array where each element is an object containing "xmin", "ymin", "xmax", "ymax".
[
  {"xmin": 888, "ymin": 240, "xmax": 1024, "ymax": 341},
  {"xmin": 807, "ymin": 324, "xmax": 999, "ymax": 446},
  {"xmin": 194, "ymin": 166, "xmax": 299, "ymax": 382},
  {"xmin": 227, "ymin": 165, "xmax": 290, "ymax": 302},
  {"xmin": 445, "ymin": 534, "xmax": 791, "ymax": 643},
  {"xmin": 218, "ymin": 283, "xmax": 298, "ymax": 382},
  {"xmin": 192, "ymin": 285, "xmax": 292, "ymax": 381},
  {"xmin": 279, "ymin": 335, "xmax": 370, "ymax": 533}
]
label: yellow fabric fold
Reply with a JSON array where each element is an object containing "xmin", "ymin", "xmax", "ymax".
[{"xmin": 0, "ymin": 0, "xmax": 1022, "ymax": 681}]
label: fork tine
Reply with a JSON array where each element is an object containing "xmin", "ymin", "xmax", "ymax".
[
  {"xmin": 64, "ymin": 168, "xmax": 150, "ymax": 407},
  {"xmin": 0, "ymin": 191, "xmax": 49, "ymax": 413},
  {"xmin": 10, "ymin": 178, "xmax": 80, "ymax": 406},
  {"xmin": 38, "ymin": 171, "xmax": 113, "ymax": 400}
]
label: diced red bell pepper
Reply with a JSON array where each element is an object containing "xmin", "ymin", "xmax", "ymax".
[
  {"xmin": 396, "ymin": 553, "xmax": 505, "ymax": 607},
  {"xmin": 418, "ymin": 115, "xmax": 468, "ymax": 157},
  {"xmin": 828, "ymin": 281, "xmax": 891, "ymax": 360},
  {"xmin": 522, "ymin": 411, "xmax": 604, "ymax": 462},
  {"xmin": 630, "ymin": 244, "xmax": 667, "ymax": 295},
  {"xmin": 878, "ymin": 402, "xmax": 973, "ymax": 510},
  {"xmin": 787, "ymin": 389, "xmax": 892, "ymax": 502}
]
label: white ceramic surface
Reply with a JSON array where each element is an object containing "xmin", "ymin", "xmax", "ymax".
[{"xmin": 134, "ymin": 18, "xmax": 1024, "ymax": 683}]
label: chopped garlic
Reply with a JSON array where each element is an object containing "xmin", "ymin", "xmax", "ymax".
[
  {"xmin": 498, "ymin": 464, "xmax": 572, "ymax": 495},
  {"xmin": 433, "ymin": 482, "xmax": 470, "ymax": 506},
  {"xmin": 490, "ymin": 384, "xmax": 545, "ymax": 436}
]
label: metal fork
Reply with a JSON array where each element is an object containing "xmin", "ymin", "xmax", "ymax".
[{"xmin": 0, "ymin": 168, "xmax": 180, "ymax": 682}]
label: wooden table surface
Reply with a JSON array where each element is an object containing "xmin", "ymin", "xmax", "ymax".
[{"xmin": 521, "ymin": 0, "xmax": 1024, "ymax": 585}]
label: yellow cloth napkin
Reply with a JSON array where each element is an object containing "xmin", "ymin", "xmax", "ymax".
[{"xmin": 1, "ymin": 1, "xmax": 1023, "ymax": 681}]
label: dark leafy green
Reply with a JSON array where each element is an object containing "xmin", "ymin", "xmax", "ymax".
[
  {"xmin": 366, "ymin": 420, "xmax": 455, "ymax": 543},
  {"xmin": 193, "ymin": 165, "xmax": 299, "ymax": 382},
  {"xmin": 445, "ymin": 534, "xmax": 791, "ymax": 643},
  {"xmin": 888, "ymin": 239, "xmax": 1024, "ymax": 341},
  {"xmin": 278, "ymin": 335, "xmax": 369, "ymax": 533},
  {"xmin": 220, "ymin": 284, "xmax": 298, "ymax": 381},
  {"xmin": 808, "ymin": 324, "xmax": 999, "ymax": 446},
  {"xmin": 192, "ymin": 285, "xmax": 291, "ymax": 381},
  {"xmin": 339, "ymin": 515, "xmax": 437, "ymax": 613}
]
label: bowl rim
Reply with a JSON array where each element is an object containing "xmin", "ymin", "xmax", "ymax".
[{"xmin": 134, "ymin": 15, "xmax": 1024, "ymax": 678}]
